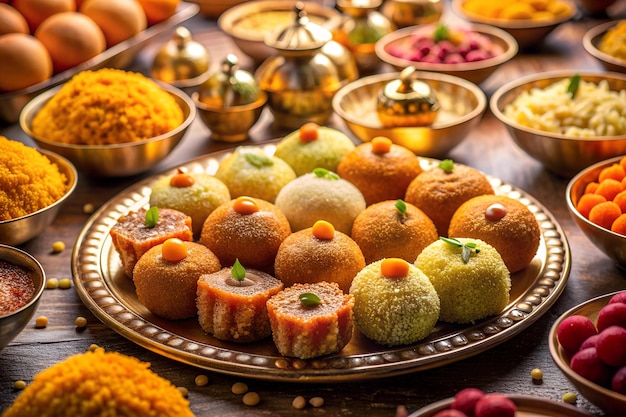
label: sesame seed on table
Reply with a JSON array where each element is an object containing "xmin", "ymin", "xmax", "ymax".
[{"xmin": 1, "ymin": 3, "xmax": 626, "ymax": 416}]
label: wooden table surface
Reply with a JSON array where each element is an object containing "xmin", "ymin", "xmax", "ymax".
[{"xmin": 2, "ymin": 3, "xmax": 626, "ymax": 416}]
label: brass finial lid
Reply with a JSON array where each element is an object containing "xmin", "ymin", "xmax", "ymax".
[
  {"xmin": 377, "ymin": 66, "xmax": 439, "ymax": 127},
  {"xmin": 197, "ymin": 54, "xmax": 261, "ymax": 108},
  {"xmin": 151, "ymin": 26, "xmax": 211, "ymax": 87},
  {"xmin": 264, "ymin": 2, "xmax": 332, "ymax": 52}
]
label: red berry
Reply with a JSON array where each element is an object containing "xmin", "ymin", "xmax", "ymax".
[
  {"xmin": 580, "ymin": 333, "xmax": 600, "ymax": 350},
  {"xmin": 597, "ymin": 302, "xmax": 626, "ymax": 331},
  {"xmin": 474, "ymin": 394, "xmax": 516, "ymax": 417},
  {"xmin": 596, "ymin": 325, "xmax": 626, "ymax": 367},
  {"xmin": 612, "ymin": 366, "xmax": 626, "ymax": 395},
  {"xmin": 451, "ymin": 388, "xmax": 485, "ymax": 417},
  {"xmin": 570, "ymin": 347, "xmax": 613, "ymax": 386},
  {"xmin": 609, "ymin": 291, "xmax": 626, "ymax": 305},
  {"xmin": 557, "ymin": 315, "xmax": 598, "ymax": 353},
  {"xmin": 433, "ymin": 410, "xmax": 468, "ymax": 417}
]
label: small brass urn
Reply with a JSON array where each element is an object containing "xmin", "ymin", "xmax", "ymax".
[
  {"xmin": 255, "ymin": 2, "xmax": 349, "ymax": 130},
  {"xmin": 193, "ymin": 54, "xmax": 267, "ymax": 142},
  {"xmin": 151, "ymin": 26, "xmax": 211, "ymax": 88},
  {"xmin": 377, "ymin": 66, "xmax": 439, "ymax": 127}
]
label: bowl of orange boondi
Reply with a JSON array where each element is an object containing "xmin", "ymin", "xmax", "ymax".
[
  {"xmin": 19, "ymin": 68, "xmax": 195, "ymax": 177},
  {"xmin": 0, "ymin": 137, "xmax": 77, "ymax": 246}
]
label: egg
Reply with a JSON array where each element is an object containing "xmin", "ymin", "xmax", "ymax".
[
  {"xmin": 0, "ymin": 33, "xmax": 52, "ymax": 92},
  {"xmin": 35, "ymin": 12, "xmax": 106, "ymax": 73},
  {"xmin": 0, "ymin": 4, "xmax": 29, "ymax": 35},
  {"xmin": 11, "ymin": 0, "xmax": 76, "ymax": 33},
  {"xmin": 80, "ymin": 0, "xmax": 147, "ymax": 47}
]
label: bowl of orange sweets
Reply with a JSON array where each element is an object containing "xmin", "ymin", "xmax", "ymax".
[
  {"xmin": 451, "ymin": 0, "xmax": 577, "ymax": 50},
  {"xmin": 567, "ymin": 156, "xmax": 626, "ymax": 268}
]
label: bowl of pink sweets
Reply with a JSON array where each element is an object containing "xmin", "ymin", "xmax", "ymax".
[{"xmin": 375, "ymin": 22, "xmax": 518, "ymax": 85}]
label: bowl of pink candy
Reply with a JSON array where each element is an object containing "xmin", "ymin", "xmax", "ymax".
[
  {"xmin": 550, "ymin": 290, "xmax": 626, "ymax": 416},
  {"xmin": 375, "ymin": 22, "xmax": 518, "ymax": 85}
]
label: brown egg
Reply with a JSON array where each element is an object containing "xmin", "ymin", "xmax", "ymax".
[
  {"xmin": 0, "ymin": 4, "xmax": 29, "ymax": 35},
  {"xmin": 11, "ymin": 0, "xmax": 76, "ymax": 33},
  {"xmin": 80, "ymin": 0, "xmax": 147, "ymax": 47},
  {"xmin": 0, "ymin": 33, "xmax": 52, "ymax": 92},
  {"xmin": 35, "ymin": 12, "xmax": 106, "ymax": 73},
  {"xmin": 135, "ymin": 0, "xmax": 180, "ymax": 26}
]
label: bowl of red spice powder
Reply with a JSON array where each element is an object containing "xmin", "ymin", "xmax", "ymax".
[{"xmin": 0, "ymin": 244, "xmax": 46, "ymax": 351}]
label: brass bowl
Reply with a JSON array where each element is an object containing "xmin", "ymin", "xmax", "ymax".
[
  {"xmin": 0, "ymin": 244, "xmax": 46, "ymax": 351},
  {"xmin": 566, "ymin": 156, "xmax": 626, "ymax": 268},
  {"xmin": 192, "ymin": 92, "xmax": 267, "ymax": 142},
  {"xmin": 218, "ymin": 0, "xmax": 343, "ymax": 63},
  {"xmin": 375, "ymin": 23, "xmax": 518, "ymax": 85},
  {"xmin": 451, "ymin": 0, "xmax": 577, "ymax": 50},
  {"xmin": 490, "ymin": 70, "xmax": 626, "ymax": 178},
  {"xmin": 332, "ymin": 71, "xmax": 486, "ymax": 157},
  {"xmin": 0, "ymin": 150, "xmax": 77, "ymax": 246},
  {"xmin": 549, "ymin": 291, "xmax": 626, "ymax": 416},
  {"xmin": 19, "ymin": 83, "xmax": 195, "ymax": 178},
  {"xmin": 583, "ymin": 20, "xmax": 626, "ymax": 74}
]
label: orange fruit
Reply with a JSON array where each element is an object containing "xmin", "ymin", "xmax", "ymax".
[
  {"xmin": 135, "ymin": 0, "xmax": 180, "ymax": 26},
  {"xmin": 80, "ymin": 0, "xmax": 147, "ymax": 47},
  {"xmin": 35, "ymin": 12, "xmax": 106, "ymax": 73},
  {"xmin": 0, "ymin": 4, "xmax": 29, "ymax": 35},
  {"xmin": 11, "ymin": 0, "xmax": 76, "ymax": 33},
  {"xmin": 0, "ymin": 33, "xmax": 52, "ymax": 92}
]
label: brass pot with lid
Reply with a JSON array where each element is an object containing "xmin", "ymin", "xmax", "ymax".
[
  {"xmin": 192, "ymin": 54, "xmax": 267, "ymax": 142},
  {"xmin": 255, "ymin": 2, "xmax": 354, "ymax": 130},
  {"xmin": 377, "ymin": 66, "xmax": 440, "ymax": 127},
  {"xmin": 151, "ymin": 26, "xmax": 211, "ymax": 88}
]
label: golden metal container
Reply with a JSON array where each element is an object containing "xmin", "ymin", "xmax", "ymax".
[
  {"xmin": 194, "ymin": 54, "xmax": 267, "ymax": 142},
  {"xmin": 377, "ymin": 66, "xmax": 439, "ymax": 127},
  {"xmin": 151, "ymin": 26, "xmax": 211, "ymax": 88},
  {"xmin": 255, "ymin": 3, "xmax": 351, "ymax": 129},
  {"xmin": 381, "ymin": 0, "xmax": 443, "ymax": 28}
]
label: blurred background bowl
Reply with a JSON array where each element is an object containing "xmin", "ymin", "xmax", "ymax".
[
  {"xmin": 218, "ymin": 0, "xmax": 343, "ymax": 63},
  {"xmin": 0, "ymin": 244, "xmax": 46, "ymax": 351},
  {"xmin": 375, "ymin": 23, "xmax": 518, "ymax": 85},
  {"xmin": 0, "ymin": 150, "xmax": 77, "ymax": 246},
  {"xmin": 549, "ymin": 291, "xmax": 626, "ymax": 416},
  {"xmin": 451, "ymin": 0, "xmax": 577, "ymax": 50},
  {"xmin": 566, "ymin": 156, "xmax": 626, "ymax": 268},
  {"xmin": 187, "ymin": 0, "xmax": 247, "ymax": 19},
  {"xmin": 332, "ymin": 70, "xmax": 486, "ymax": 157},
  {"xmin": 19, "ymin": 83, "xmax": 195, "ymax": 178},
  {"xmin": 583, "ymin": 20, "xmax": 626, "ymax": 73},
  {"xmin": 490, "ymin": 70, "xmax": 626, "ymax": 178},
  {"xmin": 192, "ymin": 91, "xmax": 267, "ymax": 142}
]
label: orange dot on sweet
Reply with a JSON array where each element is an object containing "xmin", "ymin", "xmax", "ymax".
[
  {"xmin": 169, "ymin": 171, "xmax": 195, "ymax": 187},
  {"xmin": 299, "ymin": 122, "xmax": 319, "ymax": 143},
  {"xmin": 485, "ymin": 203, "xmax": 507, "ymax": 221},
  {"xmin": 381, "ymin": 258, "xmax": 409, "ymax": 278},
  {"xmin": 233, "ymin": 196, "xmax": 259, "ymax": 215},
  {"xmin": 162, "ymin": 238, "xmax": 187, "ymax": 262},
  {"xmin": 371, "ymin": 136, "xmax": 392, "ymax": 154},
  {"xmin": 312, "ymin": 220, "xmax": 335, "ymax": 240}
]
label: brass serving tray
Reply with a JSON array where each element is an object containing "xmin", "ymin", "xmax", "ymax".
[
  {"xmin": 72, "ymin": 143, "xmax": 571, "ymax": 383},
  {"xmin": 0, "ymin": 2, "xmax": 198, "ymax": 123}
]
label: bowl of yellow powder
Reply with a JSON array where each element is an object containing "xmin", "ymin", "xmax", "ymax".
[
  {"xmin": 0, "ymin": 136, "xmax": 77, "ymax": 246},
  {"xmin": 19, "ymin": 68, "xmax": 195, "ymax": 177}
]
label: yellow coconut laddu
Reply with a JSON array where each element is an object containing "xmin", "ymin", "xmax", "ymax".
[{"xmin": 3, "ymin": 349, "xmax": 194, "ymax": 417}]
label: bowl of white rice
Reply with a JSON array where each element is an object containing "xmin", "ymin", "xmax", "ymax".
[{"xmin": 490, "ymin": 70, "xmax": 626, "ymax": 177}]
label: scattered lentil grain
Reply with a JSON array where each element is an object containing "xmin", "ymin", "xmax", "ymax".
[
  {"xmin": 242, "ymin": 392, "xmax": 260, "ymax": 406},
  {"xmin": 530, "ymin": 368, "xmax": 543, "ymax": 380},
  {"xmin": 35, "ymin": 316, "xmax": 48, "ymax": 328},
  {"xmin": 13, "ymin": 380, "xmax": 26, "ymax": 390},
  {"xmin": 177, "ymin": 387, "xmax": 189, "ymax": 398},
  {"xmin": 231, "ymin": 382, "xmax": 248, "ymax": 395},
  {"xmin": 88, "ymin": 344, "xmax": 100, "ymax": 352},
  {"xmin": 45, "ymin": 278, "xmax": 59, "ymax": 289},
  {"xmin": 83, "ymin": 203, "xmax": 95, "ymax": 214},
  {"xmin": 194, "ymin": 374, "xmax": 209, "ymax": 387},
  {"xmin": 563, "ymin": 392, "xmax": 577, "ymax": 404},
  {"xmin": 51, "ymin": 241, "xmax": 65, "ymax": 253},
  {"xmin": 309, "ymin": 397, "xmax": 324, "ymax": 407},
  {"xmin": 292, "ymin": 395, "xmax": 307, "ymax": 409},
  {"xmin": 75, "ymin": 316, "xmax": 87, "ymax": 328},
  {"xmin": 58, "ymin": 278, "xmax": 72, "ymax": 289}
]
